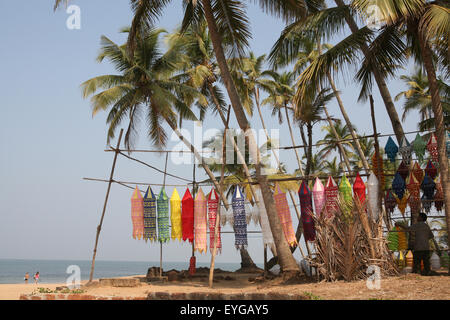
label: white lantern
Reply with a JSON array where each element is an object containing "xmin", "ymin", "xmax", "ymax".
[
  {"xmin": 430, "ymin": 252, "xmax": 441, "ymax": 271},
  {"xmin": 367, "ymin": 173, "xmax": 380, "ymax": 221}
]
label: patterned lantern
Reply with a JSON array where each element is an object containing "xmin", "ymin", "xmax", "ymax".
[
  {"xmin": 384, "ymin": 136, "xmax": 399, "ymax": 162},
  {"xmin": 406, "ymin": 172, "xmax": 421, "ymax": 212},
  {"xmin": 421, "ymin": 194, "xmax": 432, "ymax": 213},
  {"xmin": 189, "ymin": 256, "xmax": 196, "ymax": 276},
  {"xmin": 274, "ymin": 183, "xmax": 297, "ymax": 247},
  {"xmin": 194, "ymin": 188, "xmax": 207, "ymax": 253},
  {"xmin": 392, "ymin": 172, "xmax": 406, "ymax": 199},
  {"xmin": 434, "ymin": 179, "xmax": 444, "ymax": 212},
  {"xmin": 412, "ymin": 133, "xmax": 426, "ymax": 162},
  {"xmin": 367, "ymin": 173, "xmax": 380, "ymax": 221},
  {"xmin": 232, "ymin": 186, "xmax": 248, "ymax": 250},
  {"xmin": 421, "ymin": 174, "xmax": 436, "ymax": 199},
  {"xmin": 425, "ymin": 160, "xmax": 437, "ymax": 179},
  {"xmin": 399, "ymin": 136, "xmax": 412, "ymax": 165},
  {"xmin": 181, "ymin": 188, "xmax": 194, "ymax": 243},
  {"xmin": 412, "ymin": 161, "xmax": 424, "ymax": 183},
  {"xmin": 207, "ymin": 189, "xmax": 222, "ymax": 254},
  {"xmin": 371, "ymin": 153, "xmax": 385, "ymax": 189},
  {"xmin": 325, "ymin": 176, "xmax": 339, "ymax": 218},
  {"xmin": 170, "ymin": 188, "xmax": 182, "ymax": 241},
  {"xmin": 255, "ymin": 188, "xmax": 276, "ymax": 255},
  {"xmin": 339, "ymin": 175, "xmax": 353, "ymax": 218},
  {"xmin": 384, "ymin": 189, "xmax": 397, "ymax": 214},
  {"xmin": 427, "ymin": 133, "xmax": 439, "ymax": 163},
  {"xmin": 313, "ymin": 178, "xmax": 326, "ymax": 218},
  {"xmin": 397, "ymin": 160, "xmax": 409, "ymax": 181},
  {"xmin": 396, "ymin": 192, "xmax": 410, "ymax": 216},
  {"xmin": 387, "ymin": 227, "xmax": 399, "ymax": 251},
  {"xmin": 353, "ymin": 173, "xmax": 366, "ymax": 207},
  {"xmin": 157, "ymin": 188, "xmax": 170, "ymax": 244},
  {"xmin": 130, "ymin": 186, "xmax": 144, "ymax": 240},
  {"xmin": 143, "ymin": 187, "xmax": 157, "ymax": 242},
  {"xmin": 298, "ymin": 181, "xmax": 316, "ymax": 242}
]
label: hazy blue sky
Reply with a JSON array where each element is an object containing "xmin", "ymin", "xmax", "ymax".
[{"xmin": 0, "ymin": 1, "xmax": 419, "ymax": 267}]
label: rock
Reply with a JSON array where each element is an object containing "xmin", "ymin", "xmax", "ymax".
[
  {"xmin": 146, "ymin": 267, "xmax": 161, "ymax": 279},
  {"xmin": 167, "ymin": 271, "xmax": 179, "ymax": 282}
]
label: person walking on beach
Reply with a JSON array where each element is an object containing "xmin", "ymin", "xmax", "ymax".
[
  {"xmin": 33, "ymin": 272, "xmax": 40, "ymax": 284},
  {"xmin": 24, "ymin": 272, "xmax": 29, "ymax": 284},
  {"xmin": 396, "ymin": 212, "xmax": 435, "ymax": 275}
]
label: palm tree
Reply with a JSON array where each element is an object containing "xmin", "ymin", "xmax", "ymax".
[
  {"xmin": 350, "ymin": 136, "xmax": 375, "ymax": 172},
  {"xmin": 317, "ymin": 121, "xmax": 354, "ymax": 168},
  {"xmin": 323, "ymin": 157, "xmax": 343, "ymax": 177}
]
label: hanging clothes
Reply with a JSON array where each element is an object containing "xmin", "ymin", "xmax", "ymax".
[
  {"xmin": 232, "ymin": 186, "xmax": 248, "ymax": 250},
  {"xmin": 384, "ymin": 136, "xmax": 399, "ymax": 163},
  {"xmin": 425, "ymin": 160, "xmax": 438, "ymax": 179},
  {"xmin": 396, "ymin": 160, "xmax": 409, "ymax": 181},
  {"xmin": 170, "ymin": 188, "xmax": 182, "ymax": 241},
  {"xmin": 325, "ymin": 176, "xmax": 339, "ymax": 218},
  {"xmin": 143, "ymin": 187, "xmax": 157, "ymax": 242},
  {"xmin": 312, "ymin": 177, "xmax": 326, "ymax": 218},
  {"xmin": 399, "ymin": 136, "xmax": 412, "ymax": 166},
  {"xmin": 274, "ymin": 183, "xmax": 297, "ymax": 247},
  {"xmin": 427, "ymin": 133, "xmax": 439, "ymax": 164},
  {"xmin": 298, "ymin": 181, "xmax": 316, "ymax": 242},
  {"xmin": 385, "ymin": 189, "xmax": 397, "ymax": 214},
  {"xmin": 255, "ymin": 188, "xmax": 276, "ymax": 255},
  {"xmin": 412, "ymin": 133, "xmax": 426, "ymax": 162},
  {"xmin": 130, "ymin": 186, "xmax": 144, "ymax": 240},
  {"xmin": 353, "ymin": 173, "xmax": 366, "ymax": 207},
  {"xmin": 181, "ymin": 188, "xmax": 194, "ymax": 243},
  {"xmin": 392, "ymin": 172, "xmax": 406, "ymax": 200},
  {"xmin": 406, "ymin": 172, "xmax": 421, "ymax": 212},
  {"xmin": 207, "ymin": 189, "xmax": 222, "ymax": 254},
  {"xmin": 412, "ymin": 161, "xmax": 424, "ymax": 183},
  {"xmin": 157, "ymin": 188, "xmax": 170, "ymax": 244},
  {"xmin": 339, "ymin": 175, "xmax": 353, "ymax": 219},
  {"xmin": 194, "ymin": 188, "xmax": 207, "ymax": 253},
  {"xmin": 367, "ymin": 173, "xmax": 379, "ymax": 221}
]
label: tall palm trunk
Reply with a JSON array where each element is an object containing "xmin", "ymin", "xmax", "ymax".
[
  {"xmin": 284, "ymin": 104, "xmax": 304, "ymax": 175},
  {"xmin": 202, "ymin": 0, "xmax": 299, "ymax": 273},
  {"xmin": 418, "ymin": 36, "xmax": 450, "ymax": 249},
  {"xmin": 334, "ymin": 0, "xmax": 405, "ymax": 144}
]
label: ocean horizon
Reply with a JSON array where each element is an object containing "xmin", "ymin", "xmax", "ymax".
[{"xmin": 0, "ymin": 259, "xmax": 251, "ymax": 284}]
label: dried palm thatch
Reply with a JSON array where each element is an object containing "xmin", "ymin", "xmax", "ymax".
[{"xmin": 311, "ymin": 195, "xmax": 398, "ymax": 282}]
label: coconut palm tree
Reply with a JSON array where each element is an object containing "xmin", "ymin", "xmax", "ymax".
[{"xmin": 317, "ymin": 121, "xmax": 354, "ymax": 168}]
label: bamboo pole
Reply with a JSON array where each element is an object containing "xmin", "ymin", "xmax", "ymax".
[{"xmin": 88, "ymin": 129, "xmax": 124, "ymax": 283}]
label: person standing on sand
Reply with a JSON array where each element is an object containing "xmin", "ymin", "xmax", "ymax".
[
  {"xmin": 24, "ymin": 272, "xmax": 29, "ymax": 284},
  {"xmin": 33, "ymin": 272, "xmax": 40, "ymax": 284}
]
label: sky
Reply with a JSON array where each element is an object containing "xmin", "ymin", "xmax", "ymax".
[{"xmin": 0, "ymin": 1, "xmax": 420, "ymax": 267}]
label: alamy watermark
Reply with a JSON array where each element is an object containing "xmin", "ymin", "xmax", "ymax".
[
  {"xmin": 361, "ymin": 1, "xmax": 386, "ymax": 31},
  {"xmin": 66, "ymin": 5, "xmax": 81, "ymax": 30},
  {"xmin": 66, "ymin": 265, "xmax": 81, "ymax": 289},
  {"xmin": 366, "ymin": 265, "xmax": 381, "ymax": 290}
]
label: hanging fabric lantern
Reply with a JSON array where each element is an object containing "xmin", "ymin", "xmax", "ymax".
[
  {"xmin": 431, "ymin": 252, "xmax": 441, "ymax": 271},
  {"xmin": 157, "ymin": 188, "xmax": 170, "ymax": 244},
  {"xmin": 425, "ymin": 160, "xmax": 438, "ymax": 179},
  {"xmin": 143, "ymin": 187, "xmax": 158, "ymax": 242},
  {"xmin": 412, "ymin": 133, "xmax": 426, "ymax": 162},
  {"xmin": 274, "ymin": 183, "xmax": 298, "ymax": 247},
  {"xmin": 421, "ymin": 174, "xmax": 436, "ymax": 199},
  {"xmin": 189, "ymin": 256, "xmax": 196, "ymax": 276},
  {"xmin": 371, "ymin": 153, "xmax": 385, "ymax": 190},
  {"xmin": 130, "ymin": 186, "xmax": 144, "ymax": 240},
  {"xmin": 367, "ymin": 173, "xmax": 380, "ymax": 221},
  {"xmin": 392, "ymin": 172, "xmax": 406, "ymax": 199},
  {"xmin": 194, "ymin": 188, "xmax": 207, "ymax": 253},
  {"xmin": 385, "ymin": 189, "xmax": 397, "ymax": 214},
  {"xmin": 427, "ymin": 133, "xmax": 439, "ymax": 164},
  {"xmin": 397, "ymin": 227, "xmax": 408, "ymax": 251},
  {"xmin": 434, "ymin": 178, "xmax": 444, "ymax": 212},
  {"xmin": 325, "ymin": 176, "xmax": 339, "ymax": 218},
  {"xmin": 399, "ymin": 136, "xmax": 412, "ymax": 165},
  {"xmin": 181, "ymin": 188, "xmax": 194, "ymax": 243},
  {"xmin": 255, "ymin": 188, "xmax": 276, "ymax": 255},
  {"xmin": 421, "ymin": 194, "xmax": 432, "ymax": 213},
  {"xmin": 232, "ymin": 186, "xmax": 248, "ymax": 250},
  {"xmin": 384, "ymin": 136, "xmax": 399, "ymax": 162},
  {"xmin": 298, "ymin": 181, "xmax": 316, "ymax": 242},
  {"xmin": 387, "ymin": 227, "xmax": 399, "ymax": 251},
  {"xmin": 396, "ymin": 192, "xmax": 410, "ymax": 216},
  {"xmin": 412, "ymin": 161, "xmax": 424, "ymax": 183},
  {"xmin": 170, "ymin": 188, "xmax": 182, "ymax": 241},
  {"xmin": 353, "ymin": 173, "xmax": 366, "ymax": 208},
  {"xmin": 406, "ymin": 172, "xmax": 421, "ymax": 212},
  {"xmin": 405, "ymin": 250, "xmax": 414, "ymax": 268},
  {"xmin": 339, "ymin": 175, "xmax": 353, "ymax": 218},
  {"xmin": 398, "ymin": 251, "xmax": 405, "ymax": 270},
  {"xmin": 396, "ymin": 160, "xmax": 409, "ymax": 181},
  {"xmin": 312, "ymin": 178, "xmax": 326, "ymax": 218},
  {"xmin": 207, "ymin": 189, "xmax": 222, "ymax": 254}
]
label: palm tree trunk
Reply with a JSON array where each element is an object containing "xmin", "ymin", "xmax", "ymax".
[
  {"xmin": 418, "ymin": 36, "xmax": 450, "ymax": 250},
  {"xmin": 202, "ymin": 0, "xmax": 299, "ymax": 273},
  {"xmin": 334, "ymin": 0, "xmax": 405, "ymax": 144},
  {"xmin": 284, "ymin": 104, "xmax": 304, "ymax": 176}
]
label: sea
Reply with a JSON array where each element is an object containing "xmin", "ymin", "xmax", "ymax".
[{"xmin": 0, "ymin": 259, "xmax": 243, "ymax": 284}]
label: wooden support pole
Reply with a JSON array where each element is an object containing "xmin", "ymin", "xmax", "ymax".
[{"xmin": 88, "ymin": 129, "xmax": 124, "ymax": 283}]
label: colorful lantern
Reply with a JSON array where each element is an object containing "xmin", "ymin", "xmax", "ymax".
[
  {"xmin": 339, "ymin": 175, "xmax": 353, "ymax": 218},
  {"xmin": 274, "ymin": 183, "xmax": 297, "ymax": 247},
  {"xmin": 385, "ymin": 189, "xmax": 397, "ymax": 214},
  {"xmin": 207, "ymin": 189, "xmax": 222, "ymax": 254},
  {"xmin": 367, "ymin": 173, "xmax": 380, "ymax": 221},
  {"xmin": 399, "ymin": 136, "xmax": 412, "ymax": 165},
  {"xmin": 427, "ymin": 133, "xmax": 439, "ymax": 163},
  {"xmin": 421, "ymin": 194, "xmax": 432, "ymax": 213},
  {"xmin": 396, "ymin": 192, "xmax": 410, "ymax": 216},
  {"xmin": 312, "ymin": 178, "xmax": 326, "ymax": 218},
  {"xmin": 170, "ymin": 188, "xmax": 182, "ymax": 241},
  {"xmin": 181, "ymin": 188, "xmax": 194, "ymax": 243},
  {"xmin": 353, "ymin": 173, "xmax": 366, "ymax": 207},
  {"xmin": 194, "ymin": 188, "xmax": 207, "ymax": 253},
  {"xmin": 392, "ymin": 172, "xmax": 406, "ymax": 199},
  {"xmin": 421, "ymin": 174, "xmax": 436, "ymax": 199},
  {"xmin": 396, "ymin": 160, "xmax": 409, "ymax": 181},
  {"xmin": 425, "ymin": 160, "xmax": 437, "ymax": 179},
  {"xmin": 130, "ymin": 186, "xmax": 144, "ymax": 240},
  {"xmin": 434, "ymin": 179, "xmax": 444, "ymax": 212},
  {"xmin": 384, "ymin": 136, "xmax": 398, "ymax": 162},
  {"xmin": 412, "ymin": 133, "xmax": 426, "ymax": 162},
  {"xmin": 387, "ymin": 227, "xmax": 399, "ymax": 251},
  {"xmin": 412, "ymin": 161, "xmax": 424, "ymax": 183},
  {"xmin": 232, "ymin": 186, "xmax": 248, "ymax": 250},
  {"xmin": 397, "ymin": 227, "xmax": 408, "ymax": 251},
  {"xmin": 189, "ymin": 256, "xmax": 196, "ymax": 276},
  {"xmin": 298, "ymin": 181, "xmax": 316, "ymax": 242},
  {"xmin": 371, "ymin": 153, "xmax": 385, "ymax": 190},
  {"xmin": 406, "ymin": 172, "xmax": 421, "ymax": 212},
  {"xmin": 143, "ymin": 187, "xmax": 157, "ymax": 242},
  {"xmin": 157, "ymin": 188, "xmax": 170, "ymax": 244},
  {"xmin": 255, "ymin": 188, "xmax": 276, "ymax": 255},
  {"xmin": 325, "ymin": 176, "xmax": 339, "ymax": 218}
]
